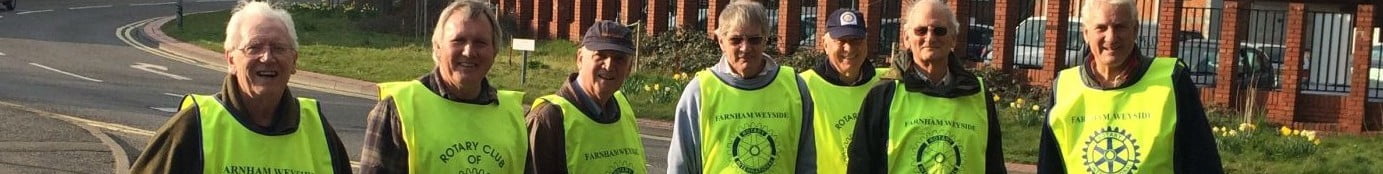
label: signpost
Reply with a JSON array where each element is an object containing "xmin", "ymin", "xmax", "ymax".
[{"xmin": 512, "ymin": 38, "xmax": 536, "ymax": 84}]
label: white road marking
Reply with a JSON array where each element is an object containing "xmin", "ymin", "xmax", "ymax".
[
  {"xmin": 641, "ymin": 134, "xmax": 672, "ymax": 141},
  {"xmin": 148, "ymin": 107, "xmax": 178, "ymax": 113},
  {"xmin": 130, "ymin": 62, "xmax": 192, "ymax": 80},
  {"xmin": 0, "ymin": 51, "xmax": 6, "ymax": 56},
  {"xmin": 195, "ymin": 0, "xmax": 236, "ymax": 2},
  {"xmin": 29, "ymin": 63, "xmax": 103, "ymax": 82},
  {"xmin": 16, "ymin": 10, "xmax": 54, "ymax": 15},
  {"xmin": 130, "ymin": 2, "xmax": 176, "ymax": 6},
  {"xmin": 163, "ymin": 93, "xmax": 183, "ymax": 98},
  {"xmin": 69, "ymin": 5, "xmax": 113, "ymax": 10}
]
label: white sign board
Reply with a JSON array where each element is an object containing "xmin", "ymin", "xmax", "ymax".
[{"xmin": 512, "ymin": 39, "xmax": 536, "ymax": 51}]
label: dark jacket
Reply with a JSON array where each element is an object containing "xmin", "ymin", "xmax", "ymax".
[
  {"xmin": 847, "ymin": 53, "xmax": 1007, "ymax": 174},
  {"xmin": 130, "ymin": 76, "xmax": 353, "ymax": 174},
  {"xmin": 1035, "ymin": 53, "xmax": 1225, "ymax": 174},
  {"xmin": 357, "ymin": 71, "xmax": 503, "ymax": 174},
  {"xmin": 524, "ymin": 74, "xmax": 633, "ymax": 173}
]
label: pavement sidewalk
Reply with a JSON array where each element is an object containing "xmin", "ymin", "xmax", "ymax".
[{"xmin": 0, "ymin": 104, "xmax": 125, "ymax": 173}]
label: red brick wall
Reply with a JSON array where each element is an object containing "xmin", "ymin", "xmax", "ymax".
[
  {"xmin": 531, "ymin": 0, "xmax": 551, "ymax": 38},
  {"xmin": 776, "ymin": 0, "xmax": 800, "ymax": 54},
  {"xmin": 572, "ymin": 0, "xmax": 596, "ymax": 40},
  {"xmin": 646, "ymin": 0, "xmax": 670, "ymax": 35}
]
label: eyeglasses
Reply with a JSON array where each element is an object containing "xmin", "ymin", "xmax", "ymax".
[
  {"xmin": 237, "ymin": 44, "xmax": 295, "ymax": 57},
  {"xmin": 727, "ymin": 36, "xmax": 765, "ymax": 45},
  {"xmin": 912, "ymin": 26, "xmax": 949, "ymax": 36}
]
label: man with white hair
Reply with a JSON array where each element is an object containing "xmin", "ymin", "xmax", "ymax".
[
  {"xmin": 131, "ymin": 1, "xmax": 352, "ymax": 173},
  {"xmin": 358, "ymin": 0, "xmax": 527, "ymax": 173},
  {"xmin": 847, "ymin": 0, "xmax": 1005, "ymax": 173},
  {"xmin": 665, "ymin": 0, "xmax": 817, "ymax": 173},
  {"xmin": 1038, "ymin": 0, "xmax": 1224, "ymax": 173}
]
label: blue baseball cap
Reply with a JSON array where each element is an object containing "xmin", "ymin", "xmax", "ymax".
[{"xmin": 826, "ymin": 9, "xmax": 866, "ymax": 39}]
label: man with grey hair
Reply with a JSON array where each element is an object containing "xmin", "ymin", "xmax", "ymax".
[
  {"xmin": 131, "ymin": 1, "xmax": 352, "ymax": 173},
  {"xmin": 358, "ymin": 0, "xmax": 527, "ymax": 173},
  {"xmin": 1038, "ymin": 0, "xmax": 1224, "ymax": 173},
  {"xmin": 847, "ymin": 0, "xmax": 1005, "ymax": 173},
  {"xmin": 665, "ymin": 0, "xmax": 816, "ymax": 173}
]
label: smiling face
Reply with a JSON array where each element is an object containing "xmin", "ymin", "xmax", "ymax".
[
  {"xmin": 823, "ymin": 34, "xmax": 867, "ymax": 75},
  {"xmin": 433, "ymin": 12, "xmax": 497, "ymax": 90},
  {"xmin": 1082, "ymin": 2, "xmax": 1139, "ymax": 67},
  {"xmin": 576, "ymin": 48, "xmax": 632, "ymax": 102},
  {"xmin": 902, "ymin": 4, "xmax": 956, "ymax": 64},
  {"xmin": 227, "ymin": 14, "xmax": 296, "ymax": 99}
]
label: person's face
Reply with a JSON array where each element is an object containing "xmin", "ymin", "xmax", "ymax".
[
  {"xmin": 433, "ymin": 13, "xmax": 497, "ymax": 88},
  {"xmin": 576, "ymin": 48, "xmax": 633, "ymax": 100},
  {"xmin": 902, "ymin": 6, "xmax": 955, "ymax": 64},
  {"xmin": 823, "ymin": 34, "xmax": 867, "ymax": 74},
  {"xmin": 716, "ymin": 24, "xmax": 767, "ymax": 67},
  {"xmin": 227, "ymin": 14, "xmax": 297, "ymax": 99},
  {"xmin": 1083, "ymin": 3, "xmax": 1139, "ymax": 66}
]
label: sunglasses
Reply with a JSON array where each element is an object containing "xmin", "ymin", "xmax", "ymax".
[
  {"xmin": 727, "ymin": 36, "xmax": 765, "ymax": 45},
  {"xmin": 911, "ymin": 26, "xmax": 949, "ymax": 36}
]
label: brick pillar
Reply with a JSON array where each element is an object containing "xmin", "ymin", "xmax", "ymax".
[
  {"xmin": 776, "ymin": 0, "xmax": 801, "ymax": 54},
  {"xmin": 816, "ymin": 0, "xmax": 842, "ymax": 50},
  {"xmin": 1272, "ymin": 2, "xmax": 1307, "ymax": 124},
  {"xmin": 514, "ymin": 0, "xmax": 532, "ymax": 37},
  {"xmin": 991, "ymin": 0, "xmax": 1018, "ymax": 70},
  {"xmin": 647, "ymin": 0, "xmax": 670, "ymax": 35},
  {"xmin": 675, "ymin": 0, "xmax": 697, "ymax": 29},
  {"xmin": 553, "ymin": 0, "xmax": 573, "ymax": 40},
  {"xmin": 707, "ymin": 0, "xmax": 731, "ymax": 32},
  {"xmin": 1343, "ymin": 3, "xmax": 1375, "ymax": 133},
  {"xmin": 573, "ymin": 0, "xmax": 597, "ymax": 40},
  {"xmin": 532, "ymin": 0, "xmax": 551, "ymax": 38},
  {"xmin": 1212, "ymin": 0, "xmax": 1246, "ymax": 107},
  {"xmin": 599, "ymin": 0, "xmax": 621, "ymax": 21},
  {"xmin": 1155, "ymin": 0, "xmax": 1183, "ymax": 57},
  {"xmin": 860, "ymin": 0, "xmax": 883, "ymax": 55},
  {"xmin": 949, "ymin": 0, "xmax": 970, "ymax": 59},
  {"xmin": 1041, "ymin": 0, "xmax": 1072, "ymax": 84}
]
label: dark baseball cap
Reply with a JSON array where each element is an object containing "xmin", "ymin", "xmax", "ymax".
[
  {"xmin": 581, "ymin": 20, "xmax": 636, "ymax": 55},
  {"xmin": 826, "ymin": 9, "xmax": 866, "ymax": 39}
]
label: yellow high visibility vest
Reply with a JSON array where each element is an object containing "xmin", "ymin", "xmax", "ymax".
[
  {"xmin": 379, "ymin": 81, "xmax": 527, "ymax": 174},
  {"xmin": 799, "ymin": 68, "xmax": 888, "ymax": 173},
  {"xmin": 884, "ymin": 78, "xmax": 991, "ymax": 174},
  {"xmin": 532, "ymin": 92, "xmax": 649, "ymax": 174},
  {"xmin": 186, "ymin": 94, "xmax": 336, "ymax": 174},
  {"xmin": 696, "ymin": 66, "xmax": 804, "ymax": 173},
  {"xmin": 1048, "ymin": 58, "xmax": 1180, "ymax": 174}
]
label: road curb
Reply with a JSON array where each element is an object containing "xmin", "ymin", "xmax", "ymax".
[
  {"xmin": 0, "ymin": 101, "xmax": 129, "ymax": 173},
  {"xmin": 78, "ymin": 122, "xmax": 132, "ymax": 174}
]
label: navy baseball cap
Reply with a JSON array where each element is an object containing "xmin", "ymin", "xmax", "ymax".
[
  {"xmin": 581, "ymin": 20, "xmax": 636, "ymax": 55},
  {"xmin": 826, "ymin": 9, "xmax": 866, "ymax": 39}
]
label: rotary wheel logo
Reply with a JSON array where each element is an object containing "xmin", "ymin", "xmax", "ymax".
[
  {"xmin": 914, "ymin": 135, "xmax": 962, "ymax": 174},
  {"xmin": 1082, "ymin": 126, "xmax": 1141, "ymax": 174},
  {"xmin": 731, "ymin": 127, "xmax": 778, "ymax": 173},
  {"xmin": 610, "ymin": 167, "xmax": 634, "ymax": 174},
  {"xmin": 609, "ymin": 161, "xmax": 636, "ymax": 174}
]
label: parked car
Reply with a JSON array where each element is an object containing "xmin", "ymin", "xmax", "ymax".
[
  {"xmin": 985, "ymin": 17, "xmax": 1157, "ymax": 69},
  {"xmin": 966, "ymin": 24, "xmax": 994, "ymax": 61},
  {"xmin": 1179, "ymin": 39, "xmax": 1278, "ymax": 88}
]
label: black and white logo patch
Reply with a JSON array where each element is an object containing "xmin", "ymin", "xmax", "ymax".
[
  {"xmin": 1082, "ymin": 126, "xmax": 1141, "ymax": 174},
  {"xmin": 732, "ymin": 126, "xmax": 778, "ymax": 173},
  {"xmin": 914, "ymin": 134, "xmax": 963, "ymax": 174}
]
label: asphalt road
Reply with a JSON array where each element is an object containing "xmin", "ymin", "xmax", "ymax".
[{"xmin": 0, "ymin": 0, "xmax": 670, "ymax": 173}]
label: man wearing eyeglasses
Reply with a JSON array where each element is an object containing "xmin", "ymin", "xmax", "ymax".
[
  {"xmin": 665, "ymin": 0, "xmax": 816, "ymax": 173},
  {"xmin": 131, "ymin": 2, "xmax": 352, "ymax": 173}
]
